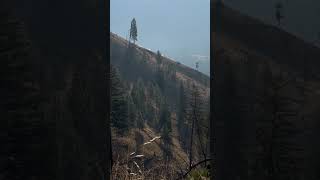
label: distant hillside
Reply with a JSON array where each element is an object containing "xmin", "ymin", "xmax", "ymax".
[
  {"xmin": 213, "ymin": 3, "xmax": 320, "ymax": 79},
  {"xmin": 111, "ymin": 32, "xmax": 210, "ymax": 90},
  {"xmin": 212, "ymin": 3, "xmax": 320, "ymax": 180},
  {"xmin": 110, "ymin": 32, "xmax": 210, "ymax": 110},
  {"xmin": 110, "ymin": 32, "xmax": 210, "ymax": 179}
]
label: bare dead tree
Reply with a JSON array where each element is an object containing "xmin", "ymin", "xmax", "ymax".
[
  {"xmin": 189, "ymin": 109, "xmax": 195, "ymax": 170},
  {"xmin": 195, "ymin": 110, "xmax": 207, "ymax": 165},
  {"xmin": 187, "ymin": 83, "xmax": 207, "ymax": 170}
]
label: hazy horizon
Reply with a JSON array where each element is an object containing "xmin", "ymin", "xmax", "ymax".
[{"xmin": 111, "ymin": 0, "xmax": 210, "ymax": 75}]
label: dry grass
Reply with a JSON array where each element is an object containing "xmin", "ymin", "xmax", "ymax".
[
  {"xmin": 111, "ymin": 127, "xmax": 189, "ymax": 179},
  {"xmin": 112, "ymin": 156, "xmax": 181, "ymax": 180}
]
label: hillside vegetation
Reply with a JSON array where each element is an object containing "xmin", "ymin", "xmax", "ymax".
[
  {"xmin": 212, "ymin": 3, "xmax": 320, "ymax": 180},
  {"xmin": 110, "ymin": 32, "xmax": 210, "ymax": 179}
]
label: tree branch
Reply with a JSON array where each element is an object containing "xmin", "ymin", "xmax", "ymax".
[{"xmin": 176, "ymin": 158, "xmax": 212, "ymax": 180}]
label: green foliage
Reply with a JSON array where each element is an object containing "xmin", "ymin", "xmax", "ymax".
[
  {"xmin": 160, "ymin": 101, "xmax": 172, "ymax": 158},
  {"xmin": 131, "ymin": 78, "xmax": 146, "ymax": 129},
  {"xmin": 156, "ymin": 50, "xmax": 162, "ymax": 65},
  {"xmin": 160, "ymin": 102, "xmax": 171, "ymax": 133},
  {"xmin": 111, "ymin": 65, "xmax": 129, "ymax": 132},
  {"xmin": 156, "ymin": 69, "xmax": 165, "ymax": 91},
  {"xmin": 155, "ymin": 50, "xmax": 166, "ymax": 91},
  {"xmin": 187, "ymin": 168, "xmax": 210, "ymax": 180},
  {"xmin": 130, "ymin": 18, "xmax": 138, "ymax": 43},
  {"xmin": 162, "ymin": 125, "xmax": 171, "ymax": 141},
  {"xmin": 144, "ymin": 84, "xmax": 157, "ymax": 126},
  {"xmin": 136, "ymin": 112, "xmax": 144, "ymax": 130},
  {"xmin": 127, "ymin": 95, "xmax": 137, "ymax": 127},
  {"xmin": 153, "ymin": 82, "xmax": 163, "ymax": 108},
  {"xmin": 131, "ymin": 78, "xmax": 145, "ymax": 110}
]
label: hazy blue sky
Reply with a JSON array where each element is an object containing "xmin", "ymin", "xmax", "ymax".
[
  {"xmin": 111, "ymin": 0, "xmax": 319, "ymax": 76},
  {"xmin": 111, "ymin": 0, "xmax": 210, "ymax": 75}
]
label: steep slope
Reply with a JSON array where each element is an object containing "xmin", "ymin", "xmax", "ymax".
[
  {"xmin": 212, "ymin": 3, "xmax": 320, "ymax": 78},
  {"xmin": 110, "ymin": 32, "xmax": 210, "ymax": 95},
  {"xmin": 110, "ymin": 32, "xmax": 210, "ymax": 179},
  {"xmin": 212, "ymin": 3, "xmax": 320, "ymax": 180}
]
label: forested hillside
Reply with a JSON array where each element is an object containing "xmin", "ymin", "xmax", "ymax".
[
  {"xmin": 212, "ymin": 3, "xmax": 320, "ymax": 180},
  {"xmin": 110, "ymin": 32, "xmax": 210, "ymax": 179}
]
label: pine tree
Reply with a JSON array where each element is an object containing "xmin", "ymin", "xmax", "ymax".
[
  {"xmin": 130, "ymin": 18, "xmax": 138, "ymax": 44},
  {"xmin": 127, "ymin": 95, "xmax": 137, "ymax": 127},
  {"xmin": 156, "ymin": 69, "xmax": 165, "ymax": 91},
  {"xmin": 160, "ymin": 101, "xmax": 172, "ymax": 158},
  {"xmin": 178, "ymin": 82, "xmax": 187, "ymax": 140},
  {"xmin": 186, "ymin": 83, "xmax": 205, "ymax": 169},
  {"xmin": 136, "ymin": 111, "xmax": 144, "ymax": 131},
  {"xmin": 156, "ymin": 50, "xmax": 162, "ymax": 66},
  {"xmin": 275, "ymin": 2, "xmax": 284, "ymax": 26},
  {"xmin": 162, "ymin": 124, "xmax": 172, "ymax": 158},
  {"xmin": 131, "ymin": 78, "xmax": 146, "ymax": 129},
  {"xmin": 110, "ymin": 65, "xmax": 129, "ymax": 132},
  {"xmin": 131, "ymin": 78, "xmax": 145, "ymax": 111},
  {"xmin": 160, "ymin": 102, "xmax": 171, "ymax": 132}
]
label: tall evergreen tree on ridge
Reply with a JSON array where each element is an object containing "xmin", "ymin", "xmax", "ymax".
[
  {"xmin": 130, "ymin": 18, "xmax": 138, "ymax": 44},
  {"xmin": 275, "ymin": 2, "xmax": 284, "ymax": 26}
]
